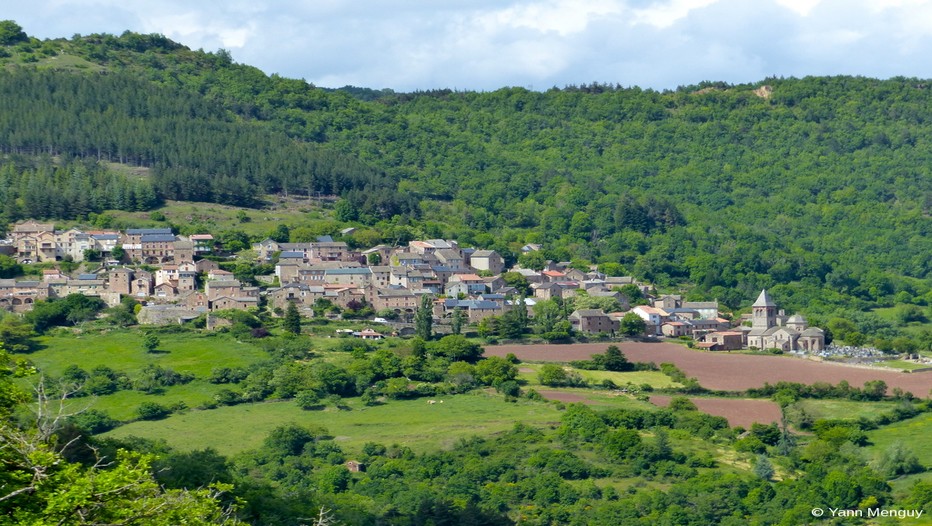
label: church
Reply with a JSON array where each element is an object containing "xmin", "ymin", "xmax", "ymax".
[{"xmin": 745, "ymin": 289, "xmax": 825, "ymax": 352}]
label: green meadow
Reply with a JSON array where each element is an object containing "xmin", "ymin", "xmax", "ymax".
[
  {"xmin": 796, "ymin": 399, "xmax": 901, "ymax": 421},
  {"xmin": 84, "ymin": 198, "xmax": 329, "ymax": 238},
  {"xmin": 105, "ymin": 391, "xmax": 564, "ymax": 456},
  {"xmin": 866, "ymin": 412, "xmax": 932, "ymax": 469},
  {"xmin": 874, "ymin": 360, "xmax": 932, "ymax": 372},
  {"xmin": 20, "ymin": 330, "xmax": 272, "ymax": 420},
  {"xmin": 27, "ymin": 329, "xmax": 269, "ymax": 378},
  {"xmin": 864, "ymin": 412, "xmax": 932, "ymax": 511},
  {"xmin": 515, "ymin": 362, "xmax": 681, "ymax": 389}
]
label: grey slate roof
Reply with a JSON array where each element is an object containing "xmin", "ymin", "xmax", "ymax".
[
  {"xmin": 127, "ymin": 228, "xmax": 173, "ymax": 235},
  {"xmin": 141, "ymin": 234, "xmax": 177, "ymax": 243},
  {"xmin": 752, "ymin": 289, "xmax": 777, "ymax": 307},
  {"xmin": 325, "ymin": 268, "xmax": 372, "ymax": 275},
  {"xmin": 445, "ymin": 299, "xmax": 499, "ymax": 310}
]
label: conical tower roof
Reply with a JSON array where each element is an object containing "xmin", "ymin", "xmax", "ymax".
[{"xmin": 752, "ymin": 289, "xmax": 776, "ymax": 307}]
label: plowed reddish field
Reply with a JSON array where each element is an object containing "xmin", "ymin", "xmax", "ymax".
[
  {"xmin": 649, "ymin": 395, "xmax": 782, "ymax": 428},
  {"xmin": 486, "ymin": 342, "xmax": 932, "ymax": 395}
]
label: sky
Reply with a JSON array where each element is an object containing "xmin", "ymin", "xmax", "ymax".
[{"xmin": 6, "ymin": 0, "xmax": 932, "ymax": 92}]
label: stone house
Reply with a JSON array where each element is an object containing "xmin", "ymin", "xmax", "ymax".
[
  {"xmin": 661, "ymin": 321, "xmax": 691, "ymax": 338},
  {"xmin": 173, "ymin": 239, "xmax": 195, "ymax": 263},
  {"xmin": 266, "ymin": 283, "xmax": 325, "ymax": 312},
  {"xmin": 324, "ymin": 267, "xmax": 372, "ymax": 287},
  {"xmin": 131, "ymin": 270, "xmax": 154, "ymax": 298},
  {"xmin": 441, "ymin": 299, "xmax": 501, "ymax": 323},
  {"xmin": 211, "ymin": 296, "xmax": 259, "ymax": 311},
  {"xmin": 153, "ymin": 281, "xmax": 179, "ymax": 300},
  {"xmin": 469, "ymin": 249, "xmax": 505, "ymax": 275},
  {"xmin": 569, "ymin": 309, "xmax": 620, "ymax": 335},
  {"xmin": 702, "ymin": 331, "xmax": 745, "ymax": 351},
  {"xmin": 369, "ymin": 287, "xmax": 419, "ymax": 313},
  {"xmin": 632, "ymin": 305, "xmax": 669, "ymax": 336},
  {"xmin": 206, "ymin": 280, "xmax": 243, "ymax": 301},
  {"xmin": 0, "ymin": 279, "xmax": 49, "ymax": 312},
  {"xmin": 196, "ymin": 258, "xmax": 220, "ymax": 273},
  {"xmin": 446, "ymin": 274, "xmax": 487, "ymax": 295}
]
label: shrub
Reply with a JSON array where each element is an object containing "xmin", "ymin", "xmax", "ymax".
[
  {"xmin": 296, "ymin": 390, "xmax": 322, "ymax": 410},
  {"xmin": 136, "ymin": 402, "xmax": 170, "ymax": 421},
  {"xmin": 538, "ymin": 364, "xmax": 585, "ymax": 387},
  {"xmin": 214, "ymin": 389, "xmax": 242, "ymax": 406},
  {"xmin": 71, "ymin": 409, "xmax": 118, "ymax": 433},
  {"xmin": 668, "ymin": 396, "xmax": 698, "ymax": 412},
  {"xmin": 496, "ymin": 380, "xmax": 521, "ymax": 397}
]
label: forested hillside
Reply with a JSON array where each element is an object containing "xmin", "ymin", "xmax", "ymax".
[{"xmin": 1, "ymin": 24, "xmax": 931, "ymax": 316}]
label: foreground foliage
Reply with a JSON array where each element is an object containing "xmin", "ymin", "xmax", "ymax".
[{"xmin": 0, "ymin": 345, "xmax": 239, "ymax": 524}]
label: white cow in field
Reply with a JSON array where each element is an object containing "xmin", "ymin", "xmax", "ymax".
[{"xmin": 427, "ymin": 400, "xmax": 436, "ymax": 405}]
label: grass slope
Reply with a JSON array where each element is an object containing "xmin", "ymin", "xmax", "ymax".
[
  {"xmin": 796, "ymin": 399, "xmax": 901, "ymax": 421},
  {"xmin": 104, "ymin": 392, "xmax": 562, "ymax": 456},
  {"xmin": 866, "ymin": 413, "xmax": 932, "ymax": 468},
  {"xmin": 516, "ymin": 363, "xmax": 681, "ymax": 389},
  {"xmin": 28, "ymin": 329, "xmax": 269, "ymax": 377},
  {"xmin": 864, "ymin": 412, "xmax": 932, "ymax": 511},
  {"xmin": 21, "ymin": 330, "xmax": 272, "ymax": 420}
]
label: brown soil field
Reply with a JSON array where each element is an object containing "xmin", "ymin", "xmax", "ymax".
[
  {"xmin": 486, "ymin": 342, "xmax": 932, "ymax": 395},
  {"xmin": 650, "ymin": 395, "xmax": 782, "ymax": 428}
]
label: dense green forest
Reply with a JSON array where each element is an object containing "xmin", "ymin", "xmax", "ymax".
[{"xmin": 1, "ymin": 24, "xmax": 931, "ymax": 318}]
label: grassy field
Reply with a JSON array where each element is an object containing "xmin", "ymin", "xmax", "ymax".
[
  {"xmin": 866, "ymin": 413, "xmax": 932, "ymax": 468},
  {"xmin": 515, "ymin": 363, "xmax": 681, "ymax": 389},
  {"xmin": 104, "ymin": 392, "xmax": 563, "ymax": 456},
  {"xmin": 874, "ymin": 360, "xmax": 932, "ymax": 372},
  {"xmin": 20, "ymin": 329, "xmax": 273, "ymax": 421},
  {"xmin": 2, "ymin": 52, "xmax": 105, "ymax": 73},
  {"xmin": 27, "ymin": 329, "xmax": 269, "ymax": 378},
  {"xmin": 81, "ymin": 198, "xmax": 333, "ymax": 238},
  {"xmin": 865, "ymin": 411, "xmax": 932, "ymax": 516},
  {"xmin": 67, "ymin": 381, "xmax": 237, "ymax": 421},
  {"xmin": 796, "ymin": 399, "xmax": 901, "ymax": 421}
]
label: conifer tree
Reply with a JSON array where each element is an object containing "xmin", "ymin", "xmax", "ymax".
[
  {"xmin": 284, "ymin": 301, "xmax": 302, "ymax": 335},
  {"xmin": 414, "ymin": 295, "xmax": 433, "ymax": 340}
]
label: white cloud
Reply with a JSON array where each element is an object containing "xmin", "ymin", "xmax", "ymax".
[
  {"xmin": 630, "ymin": 0, "xmax": 719, "ymax": 28},
  {"xmin": 7, "ymin": 0, "xmax": 932, "ymax": 91},
  {"xmin": 482, "ymin": 0, "xmax": 623, "ymax": 35},
  {"xmin": 774, "ymin": 0, "xmax": 821, "ymax": 16}
]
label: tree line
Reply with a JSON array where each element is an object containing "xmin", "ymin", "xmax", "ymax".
[{"xmin": 1, "ymin": 24, "xmax": 931, "ymax": 333}]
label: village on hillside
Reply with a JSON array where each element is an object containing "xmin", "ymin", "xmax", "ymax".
[{"xmin": 0, "ymin": 220, "xmax": 833, "ymax": 354}]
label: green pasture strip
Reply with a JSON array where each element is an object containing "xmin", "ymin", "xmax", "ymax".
[
  {"xmin": 874, "ymin": 360, "xmax": 932, "ymax": 371},
  {"xmin": 866, "ymin": 412, "xmax": 932, "ymax": 468},
  {"xmin": 796, "ymin": 399, "xmax": 900, "ymax": 421},
  {"xmin": 516, "ymin": 362, "xmax": 681, "ymax": 389},
  {"xmin": 94, "ymin": 199, "xmax": 326, "ymax": 237},
  {"xmin": 26, "ymin": 330, "xmax": 269, "ymax": 377},
  {"xmin": 67, "ymin": 380, "xmax": 227, "ymax": 421},
  {"xmin": 104, "ymin": 392, "xmax": 562, "ymax": 456}
]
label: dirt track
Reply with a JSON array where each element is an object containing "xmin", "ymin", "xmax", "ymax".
[{"xmin": 486, "ymin": 342, "xmax": 932, "ymax": 395}]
